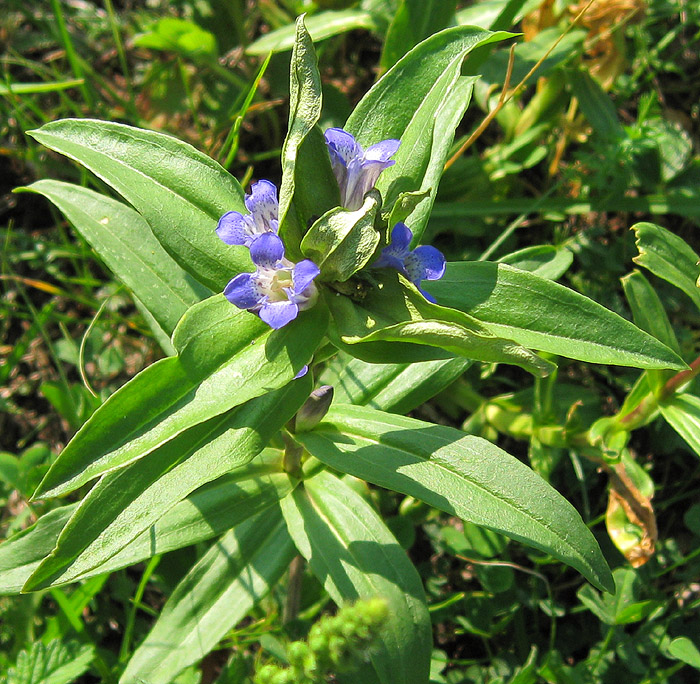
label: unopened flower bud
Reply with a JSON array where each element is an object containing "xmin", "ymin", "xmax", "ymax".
[{"xmin": 294, "ymin": 385, "xmax": 334, "ymax": 432}]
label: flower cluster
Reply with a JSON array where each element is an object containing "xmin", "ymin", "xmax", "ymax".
[
  {"xmin": 217, "ymin": 129, "xmax": 446, "ymax": 329},
  {"xmin": 218, "ymin": 182, "xmax": 319, "ymax": 330}
]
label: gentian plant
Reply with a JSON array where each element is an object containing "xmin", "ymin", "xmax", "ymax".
[{"xmin": 4, "ymin": 17, "xmax": 690, "ymax": 684}]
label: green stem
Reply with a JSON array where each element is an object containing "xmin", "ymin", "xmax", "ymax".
[{"xmin": 119, "ymin": 555, "xmax": 160, "ymax": 662}]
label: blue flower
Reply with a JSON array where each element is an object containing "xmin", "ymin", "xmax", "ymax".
[
  {"xmin": 216, "ymin": 179, "xmax": 279, "ymax": 247},
  {"xmin": 224, "ymin": 233, "xmax": 320, "ymax": 329},
  {"xmin": 374, "ymin": 223, "xmax": 446, "ymax": 303},
  {"xmin": 324, "ymin": 128, "xmax": 400, "ymax": 210}
]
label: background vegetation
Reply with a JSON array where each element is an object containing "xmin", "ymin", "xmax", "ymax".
[{"xmin": 1, "ymin": 0, "xmax": 699, "ymax": 682}]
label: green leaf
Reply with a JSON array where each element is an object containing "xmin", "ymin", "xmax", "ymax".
[
  {"xmin": 327, "ymin": 271, "xmax": 556, "ymax": 375},
  {"xmin": 278, "ymin": 16, "xmax": 323, "ymax": 255},
  {"xmin": 658, "ymin": 393, "xmax": 700, "ymax": 459},
  {"xmin": 0, "ymin": 79, "xmax": 84, "ymax": 95},
  {"xmin": 346, "ymin": 26, "xmax": 511, "ymax": 242},
  {"xmin": 24, "ymin": 377, "xmax": 311, "ymax": 591},
  {"xmin": 569, "ymin": 70, "xmax": 624, "ymax": 141},
  {"xmin": 347, "ymin": 26, "xmax": 508, "ymax": 146},
  {"xmin": 380, "ymin": 0, "xmax": 457, "ymax": 71},
  {"xmin": 28, "ymin": 119, "xmax": 246, "ymax": 291},
  {"xmin": 667, "ymin": 637, "xmax": 700, "ymax": 670},
  {"xmin": 34, "ymin": 298, "xmax": 326, "ymax": 499},
  {"xmin": 6, "ymin": 639, "xmax": 94, "ymax": 684},
  {"xmin": 577, "ymin": 568, "xmax": 660, "ymax": 625},
  {"xmin": 425, "ymin": 262, "xmax": 686, "ymax": 369},
  {"xmin": 245, "ymin": 9, "xmax": 377, "ymax": 55},
  {"xmin": 320, "ymin": 351, "xmax": 470, "ymax": 413},
  {"xmin": 301, "ymin": 190, "xmax": 380, "ymax": 281},
  {"xmin": 281, "ymin": 470, "xmax": 432, "ymax": 684},
  {"xmin": 133, "ymin": 17, "xmax": 217, "ymax": 57},
  {"xmin": 20, "ymin": 180, "xmax": 211, "ymax": 336},
  {"xmin": 621, "ymin": 270, "xmax": 681, "ymax": 355},
  {"xmin": 296, "ymin": 404, "xmax": 614, "ymax": 592},
  {"xmin": 0, "ymin": 505, "xmax": 76, "ymax": 595},
  {"xmin": 0, "ymin": 450, "xmax": 295, "ymax": 594},
  {"xmin": 497, "ymin": 244, "xmax": 574, "ymax": 280},
  {"xmin": 121, "ymin": 507, "xmax": 295, "ymax": 684},
  {"xmin": 632, "ymin": 221, "xmax": 700, "ymax": 311}
]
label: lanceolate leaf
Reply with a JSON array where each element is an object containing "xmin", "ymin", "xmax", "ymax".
[
  {"xmin": 327, "ymin": 271, "xmax": 556, "ymax": 375},
  {"xmin": 346, "ymin": 26, "xmax": 510, "ymax": 147},
  {"xmin": 659, "ymin": 393, "xmax": 700, "ymax": 459},
  {"xmin": 35, "ymin": 299, "xmax": 326, "ymax": 499},
  {"xmin": 121, "ymin": 507, "xmax": 295, "ymax": 684},
  {"xmin": 21, "ymin": 180, "xmax": 211, "ymax": 336},
  {"xmin": 0, "ymin": 451, "xmax": 296, "ymax": 594},
  {"xmin": 281, "ymin": 471, "xmax": 432, "ymax": 684},
  {"xmin": 320, "ymin": 351, "xmax": 470, "ymax": 413},
  {"xmin": 632, "ymin": 221, "xmax": 700, "ymax": 311},
  {"xmin": 426, "ymin": 262, "xmax": 686, "ymax": 369},
  {"xmin": 24, "ymin": 377, "xmax": 312, "ymax": 591},
  {"xmin": 296, "ymin": 404, "xmax": 614, "ymax": 592},
  {"xmin": 245, "ymin": 9, "xmax": 377, "ymax": 55},
  {"xmin": 28, "ymin": 119, "xmax": 247, "ymax": 291},
  {"xmin": 278, "ymin": 16, "xmax": 324, "ymax": 255}
]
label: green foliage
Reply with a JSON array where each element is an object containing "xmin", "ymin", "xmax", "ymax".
[{"xmin": 2, "ymin": 2, "xmax": 700, "ymax": 684}]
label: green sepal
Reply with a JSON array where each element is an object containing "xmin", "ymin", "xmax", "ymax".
[{"xmin": 301, "ymin": 190, "xmax": 381, "ymax": 282}]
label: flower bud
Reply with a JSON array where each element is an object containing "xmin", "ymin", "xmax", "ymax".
[{"xmin": 294, "ymin": 385, "xmax": 334, "ymax": 432}]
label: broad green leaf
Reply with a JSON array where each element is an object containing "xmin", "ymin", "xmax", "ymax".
[
  {"xmin": 632, "ymin": 222, "xmax": 700, "ymax": 311},
  {"xmin": 497, "ymin": 244, "xmax": 574, "ymax": 280},
  {"xmin": 28, "ymin": 119, "xmax": 246, "ymax": 291},
  {"xmin": 347, "ymin": 26, "xmax": 508, "ymax": 146},
  {"xmin": 301, "ymin": 191, "xmax": 380, "ymax": 282},
  {"xmin": 6, "ymin": 639, "xmax": 94, "ymax": 684},
  {"xmin": 327, "ymin": 271, "xmax": 556, "ymax": 375},
  {"xmin": 0, "ymin": 450, "xmax": 295, "ymax": 594},
  {"xmin": 121, "ymin": 507, "xmax": 295, "ymax": 684},
  {"xmin": 24, "ymin": 377, "xmax": 311, "ymax": 591},
  {"xmin": 380, "ymin": 0, "xmax": 457, "ymax": 71},
  {"xmin": 35, "ymin": 298, "xmax": 326, "ymax": 499},
  {"xmin": 320, "ymin": 351, "xmax": 470, "ymax": 413},
  {"xmin": 278, "ymin": 17, "xmax": 323, "ymax": 255},
  {"xmin": 281, "ymin": 470, "xmax": 432, "ymax": 684},
  {"xmin": 658, "ymin": 393, "xmax": 700, "ymax": 459},
  {"xmin": 133, "ymin": 17, "xmax": 217, "ymax": 57},
  {"xmin": 296, "ymin": 404, "xmax": 614, "ymax": 592},
  {"xmin": 20, "ymin": 180, "xmax": 211, "ymax": 336},
  {"xmin": 245, "ymin": 9, "xmax": 377, "ymax": 55},
  {"xmin": 426, "ymin": 262, "xmax": 686, "ymax": 369}
]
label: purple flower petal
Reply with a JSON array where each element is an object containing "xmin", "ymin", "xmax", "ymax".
[
  {"xmin": 216, "ymin": 211, "xmax": 250, "ymax": 246},
  {"xmin": 374, "ymin": 252, "xmax": 406, "ymax": 271},
  {"xmin": 389, "ymin": 223, "xmax": 413, "ymax": 252},
  {"xmin": 406, "ymin": 245, "xmax": 446, "ymax": 282},
  {"xmin": 224, "ymin": 273, "xmax": 262, "ymax": 309},
  {"xmin": 364, "ymin": 139, "xmax": 401, "ymax": 163},
  {"xmin": 246, "ymin": 180, "xmax": 278, "ymax": 229},
  {"xmin": 294, "ymin": 365, "xmax": 309, "ymax": 379},
  {"xmin": 324, "ymin": 128, "xmax": 361, "ymax": 167},
  {"xmin": 259, "ymin": 300, "xmax": 299, "ymax": 329},
  {"xmin": 250, "ymin": 233, "xmax": 285, "ymax": 267},
  {"xmin": 418, "ymin": 286, "xmax": 437, "ymax": 304},
  {"xmin": 292, "ymin": 259, "xmax": 320, "ymax": 293}
]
